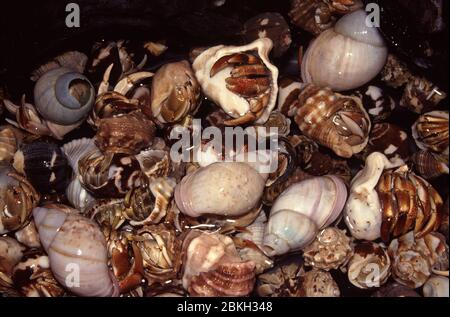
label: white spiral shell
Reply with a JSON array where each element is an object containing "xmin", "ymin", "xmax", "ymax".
[{"xmin": 33, "ymin": 206, "xmax": 119, "ymax": 297}]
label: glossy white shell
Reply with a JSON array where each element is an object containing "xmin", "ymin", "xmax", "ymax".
[
  {"xmin": 33, "ymin": 206, "xmax": 119, "ymax": 297},
  {"xmin": 423, "ymin": 276, "xmax": 449, "ymax": 297},
  {"xmin": 193, "ymin": 38, "xmax": 278, "ymax": 124},
  {"xmin": 301, "ymin": 10, "xmax": 388, "ymax": 91}
]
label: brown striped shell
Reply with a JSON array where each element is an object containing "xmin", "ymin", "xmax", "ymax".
[
  {"xmin": 412, "ymin": 111, "xmax": 449, "ymax": 159},
  {"xmin": 411, "ymin": 150, "xmax": 449, "ymax": 179}
]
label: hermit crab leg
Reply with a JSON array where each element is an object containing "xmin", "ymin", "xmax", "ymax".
[
  {"xmin": 98, "ymin": 63, "xmax": 115, "ymax": 95},
  {"xmin": 113, "ymin": 71, "xmax": 154, "ymax": 96},
  {"xmin": 392, "ymin": 173, "xmax": 417, "ymax": 236},
  {"xmin": 376, "ymin": 172, "xmax": 397, "ymax": 243}
]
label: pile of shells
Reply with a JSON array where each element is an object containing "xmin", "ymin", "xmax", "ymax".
[{"xmin": 0, "ymin": 3, "xmax": 448, "ymax": 298}]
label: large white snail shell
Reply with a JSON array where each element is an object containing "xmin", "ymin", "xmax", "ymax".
[
  {"xmin": 301, "ymin": 9, "xmax": 388, "ymax": 91},
  {"xmin": 263, "ymin": 176, "xmax": 347, "ymax": 256},
  {"xmin": 193, "ymin": 38, "xmax": 278, "ymax": 124},
  {"xmin": 33, "ymin": 206, "xmax": 119, "ymax": 297},
  {"xmin": 344, "ymin": 152, "xmax": 404, "ymax": 240},
  {"xmin": 174, "ymin": 162, "xmax": 265, "ymax": 218},
  {"xmin": 34, "ymin": 67, "xmax": 95, "ymax": 125}
]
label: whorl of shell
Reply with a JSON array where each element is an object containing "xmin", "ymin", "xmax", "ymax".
[
  {"xmin": 14, "ymin": 220, "xmax": 41, "ymax": 248},
  {"xmin": 388, "ymin": 231, "xmax": 447, "ymax": 289},
  {"xmin": 303, "ymin": 227, "xmax": 354, "ymax": 271},
  {"xmin": 300, "ymin": 269, "xmax": 340, "ymax": 297},
  {"xmin": 292, "ymin": 84, "xmax": 371, "ymax": 158},
  {"xmin": 0, "ymin": 125, "xmax": 22, "ymax": 165},
  {"xmin": 192, "ymin": 38, "xmax": 278, "ymax": 125},
  {"xmin": 411, "ymin": 150, "xmax": 449, "ymax": 179},
  {"xmin": 347, "ymin": 241, "xmax": 391, "ymax": 289},
  {"xmin": 181, "ymin": 230, "xmax": 256, "ymax": 297}
]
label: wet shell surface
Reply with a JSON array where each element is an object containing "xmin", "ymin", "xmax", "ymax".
[
  {"xmin": 300, "ymin": 269, "xmax": 340, "ymax": 297},
  {"xmin": 411, "ymin": 150, "xmax": 449, "ymax": 179},
  {"xmin": 303, "ymin": 227, "xmax": 354, "ymax": 271},
  {"xmin": 293, "ymin": 84, "xmax": 371, "ymax": 158},
  {"xmin": 0, "ymin": 125, "xmax": 22, "ymax": 164},
  {"xmin": 347, "ymin": 241, "xmax": 391, "ymax": 289},
  {"xmin": 193, "ymin": 38, "xmax": 278, "ymax": 125},
  {"xmin": 412, "ymin": 110, "xmax": 449, "ymax": 159},
  {"xmin": 422, "ymin": 275, "xmax": 449, "ymax": 297},
  {"xmin": 181, "ymin": 230, "xmax": 256, "ymax": 297},
  {"xmin": 33, "ymin": 205, "xmax": 119, "ymax": 296},
  {"xmin": 175, "ymin": 162, "xmax": 265, "ymax": 218}
]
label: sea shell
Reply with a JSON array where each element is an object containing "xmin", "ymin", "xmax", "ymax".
[
  {"xmin": 300, "ymin": 269, "xmax": 340, "ymax": 297},
  {"xmin": 380, "ymin": 54, "xmax": 414, "ymax": 88},
  {"xmin": 400, "ymin": 77, "xmax": 447, "ymax": 114},
  {"xmin": 151, "ymin": 60, "xmax": 201, "ymax": 123},
  {"xmin": 361, "ymin": 123, "xmax": 410, "ymax": 163},
  {"xmin": 388, "ymin": 231, "xmax": 447, "ymax": 288},
  {"xmin": 357, "ymin": 85, "xmax": 396, "ymax": 123},
  {"xmin": 192, "ymin": 38, "xmax": 278, "ymax": 125},
  {"xmin": 123, "ymin": 177, "xmax": 176, "ymax": 226},
  {"xmin": 371, "ymin": 282, "xmax": 420, "ymax": 297},
  {"xmin": 0, "ymin": 237, "xmax": 25, "ymax": 276},
  {"xmin": 78, "ymin": 151, "xmax": 143, "ymax": 198},
  {"xmin": 347, "ymin": 241, "xmax": 391, "ymax": 289},
  {"xmin": 13, "ymin": 141, "xmax": 71, "ymax": 195},
  {"xmin": 14, "ymin": 221, "xmax": 41, "ymax": 248},
  {"xmin": 256, "ymin": 255, "xmax": 305, "ymax": 297},
  {"xmin": 292, "ymin": 84, "xmax": 371, "ymax": 158},
  {"xmin": 263, "ymin": 176, "xmax": 347, "ymax": 256},
  {"xmin": 34, "ymin": 67, "xmax": 95, "ymax": 125},
  {"xmin": 30, "ymin": 51, "xmax": 88, "ymax": 81},
  {"xmin": 135, "ymin": 147, "xmax": 171, "ymax": 181},
  {"xmin": 301, "ymin": 9, "xmax": 388, "ymax": 91},
  {"xmin": 181, "ymin": 230, "xmax": 256, "ymax": 297},
  {"xmin": 12, "ymin": 249, "xmax": 65, "ymax": 297},
  {"xmin": 95, "ymin": 111, "xmax": 156, "ymax": 155},
  {"xmin": 242, "ymin": 12, "xmax": 292, "ymax": 57},
  {"xmin": 0, "ymin": 167, "xmax": 40, "ymax": 234},
  {"xmin": 344, "ymin": 152, "xmax": 404, "ymax": 241},
  {"xmin": 412, "ymin": 110, "xmax": 449, "ymax": 160},
  {"xmin": 289, "ymin": 0, "xmax": 363, "ymax": 35},
  {"xmin": 345, "ymin": 152, "xmax": 443, "ymax": 242},
  {"xmin": 175, "ymin": 162, "xmax": 265, "ymax": 218},
  {"xmin": 423, "ymin": 275, "xmax": 449, "ymax": 297},
  {"xmin": 33, "ymin": 205, "xmax": 119, "ymax": 296},
  {"xmin": 303, "ymin": 227, "xmax": 354, "ymax": 271},
  {"xmin": 411, "ymin": 150, "xmax": 449, "ymax": 179},
  {"xmin": 277, "ymin": 78, "xmax": 304, "ymax": 116}
]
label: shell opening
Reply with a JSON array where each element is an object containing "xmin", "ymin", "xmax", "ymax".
[{"xmin": 69, "ymin": 79, "xmax": 92, "ymax": 107}]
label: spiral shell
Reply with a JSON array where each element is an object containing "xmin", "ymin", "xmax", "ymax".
[
  {"xmin": 0, "ymin": 237, "xmax": 25, "ymax": 276},
  {"xmin": 412, "ymin": 110, "xmax": 449, "ymax": 160},
  {"xmin": 175, "ymin": 162, "xmax": 265, "ymax": 218},
  {"xmin": 388, "ymin": 231, "xmax": 447, "ymax": 289},
  {"xmin": 0, "ymin": 167, "xmax": 40, "ymax": 234},
  {"xmin": 182, "ymin": 230, "xmax": 256, "ymax": 297},
  {"xmin": 33, "ymin": 205, "xmax": 119, "ymax": 296},
  {"xmin": 303, "ymin": 227, "xmax": 353, "ymax": 271},
  {"xmin": 14, "ymin": 220, "xmax": 41, "ymax": 248},
  {"xmin": 263, "ymin": 176, "xmax": 347, "ymax": 256},
  {"xmin": 293, "ymin": 84, "xmax": 371, "ymax": 158},
  {"xmin": 13, "ymin": 141, "xmax": 71, "ymax": 195},
  {"xmin": 78, "ymin": 151, "xmax": 142, "ymax": 198},
  {"xmin": 411, "ymin": 150, "xmax": 449, "ymax": 179},
  {"xmin": 300, "ymin": 269, "xmax": 340, "ymax": 297},
  {"xmin": 301, "ymin": 9, "xmax": 388, "ymax": 91},
  {"xmin": 400, "ymin": 77, "xmax": 446, "ymax": 114},
  {"xmin": 151, "ymin": 60, "xmax": 201, "ymax": 123},
  {"xmin": 95, "ymin": 111, "xmax": 156, "ymax": 155},
  {"xmin": 193, "ymin": 38, "xmax": 278, "ymax": 125},
  {"xmin": 0, "ymin": 125, "xmax": 22, "ymax": 165},
  {"xmin": 347, "ymin": 241, "xmax": 391, "ymax": 289},
  {"xmin": 34, "ymin": 67, "xmax": 95, "ymax": 125}
]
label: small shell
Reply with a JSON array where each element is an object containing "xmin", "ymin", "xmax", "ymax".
[
  {"xmin": 300, "ymin": 269, "xmax": 340, "ymax": 297},
  {"xmin": 30, "ymin": 51, "xmax": 88, "ymax": 81},
  {"xmin": 0, "ymin": 237, "xmax": 25, "ymax": 276},
  {"xmin": 380, "ymin": 54, "xmax": 414, "ymax": 88},
  {"xmin": 78, "ymin": 151, "xmax": 143, "ymax": 198},
  {"xmin": 259, "ymin": 111, "xmax": 291, "ymax": 137},
  {"xmin": 347, "ymin": 241, "xmax": 391, "ymax": 289},
  {"xmin": 412, "ymin": 150, "xmax": 449, "ymax": 179},
  {"xmin": 0, "ymin": 125, "xmax": 22, "ymax": 165},
  {"xmin": 62, "ymin": 137, "xmax": 98, "ymax": 170},
  {"xmin": 12, "ymin": 249, "xmax": 65, "ymax": 297},
  {"xmin": 34, "ymin": 67, "xmax": 95, "ymax": 125},
  {"xmin": 388, "ymin": 231, "xmax": 447, "ymax": 289},
  {"xmin": 95, "ymin": 111, "xmax": 156, "ymax": 155},
  {"xmin": 182, "ymin": 230, "xmax": 256, "ymax": 297},
  {"xmin": 66, "ymin": 177, "xmax": 96, "ymax": 212},
  {"xmin": 193, "ymin": 38, "xmax": 278, "ymax": 125},
  {"xmin": 303, "ymin": 227, "xmax": 354, "ymax": 271},
  {"xmin": 175, "ymin": 162, "xmax": 265, "ymax": 218},
  {"xmin": 136, "ymin": 147, "xmax": 171, "ymax": 180},
  {"xmin": 412, "ymin": 110, "xmax": 449, "ymax": 158},
  {"xmin": 151, "ymin": 60, "xmax": 201, "ymax": 123},
  {"xmin": 357, "ymin": 85, "xmax": 396, "ymax": 123},
  {"xmin": 400, "ymin": 77, "xmax": 446, "ymax": 114},
  {"xmin": 13, "ymin": 141, "xmax": 71, "ymax": 195},
  {"xmin": 293, "ymin": 84, "xmax": 371, "ymax": 158},
  {"xmin": 423, "ymin": 275, "xmax": 449, "ymax": 297},
  {"xmin": 14, "ymin": 221, "xmax": 41, "ymax": 248},
  {"xmin": 0, "ymin": 167, "xmax": 40, "ymax": 234},
  {"xmin": 33, "ymin": 205, "xmax": 119, "ymax": 296},
  {"xmin": 277, "ymin": 78, "xmax": 303, "ymax": 116}
]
